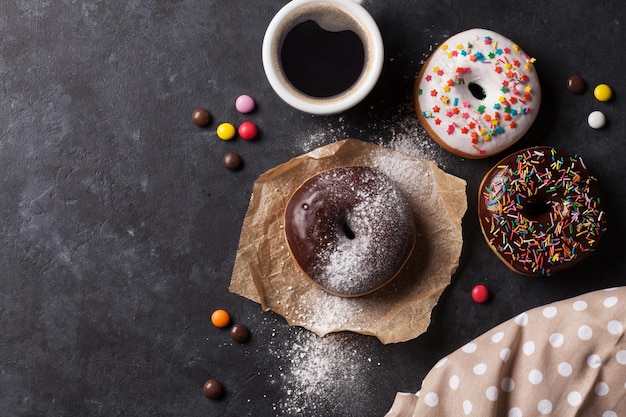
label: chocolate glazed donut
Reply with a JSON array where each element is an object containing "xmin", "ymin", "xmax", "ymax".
[
  {"xmin": 284, "ymin": 166, "xmax": 416, "ymax": 297},
  {"xmin": 479, "ymin": 147, "xmax": 607, "ymax": 276}
]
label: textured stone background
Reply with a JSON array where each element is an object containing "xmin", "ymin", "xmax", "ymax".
[{"xmin": 1, "ymin": 1, "xmax": 624, "ymax": 416}]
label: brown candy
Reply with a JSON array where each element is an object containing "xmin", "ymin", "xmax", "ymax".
[
  {"xmin": 567, "ymin": 76, "xmax": 585, "ymax": 94},
  {"xmin": 203, "ymin": 379, "xmax": 224, "ymax": 400},
  {"xmin": 230, "ymin": 323, "xmax": 250, "ymax": 343},
  {"xmin": 223, "ymin": 152, "xmax": 242, "ymax": 170},
  {"xmin": 192, "ymin": 108, "xmax": 211, "ymax": 126}
]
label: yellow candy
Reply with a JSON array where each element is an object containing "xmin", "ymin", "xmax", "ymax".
[
  {"xmin": 216, "ymin": 122, "xmax": 236, "ymax": 140},
  {"xmin": 594, "ymin": 84, "xmax": 612, "ymax": 102}
]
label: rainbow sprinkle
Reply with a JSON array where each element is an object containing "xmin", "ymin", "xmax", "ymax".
[{"xmin": 481, "ymin": 148, "xmax": 606, "ymax": 275}]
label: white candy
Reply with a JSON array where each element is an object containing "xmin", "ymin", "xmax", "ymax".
[{"xmin": 587, "ymin": 110, "xmax": 606, "ymax": 129}]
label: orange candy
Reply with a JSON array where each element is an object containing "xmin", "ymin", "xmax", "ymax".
[{"xmin": 211, "ymin": 309, "xmax": 231, "ymax": 328}]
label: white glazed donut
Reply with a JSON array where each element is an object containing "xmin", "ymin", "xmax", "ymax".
[{"xmin": 414, "ymin": 29, "xmax": 541, "ymax": 158}]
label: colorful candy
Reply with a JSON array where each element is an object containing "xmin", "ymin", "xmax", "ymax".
[
  {"xmin": 566, "ymin": 76, "xmax": 585, "ymax": 94},
  {"xmin": 223, "ymin": 152, "xmax": 242, "ymax": 170},
  {"xmin": 192, "ymin": 108, "xmax": 211, "ymax": 126},
  {"xmin": 210, "ymin": 309, "xmax": 231, "ymax": 328},
  {"xmin": 471, "ymin": 284, "xmax": 490, "ymax": 303},
  {"xmin": 235, "ymin": 94, "xmax": 256, "ymax": 113},
  {"xmin": 237, "ymin": 121, "xmax": 258, "ymax": 140},
  {"xmin": 203, "ymin": 379, "xmax": 224, "ymax": 399},
  {"xmin": 593, "ymin": 83, "xmax": 612, "ymax": 102},
  {"xmin": 588, "ymin": 110, "xmax": 606, "ymax": 129},
  {"xmin": 216, "ymin": 122, "xmax": 236, "ymax": 140},
  {"xmin": 230, "ymin": 323, "xmax": 250, "ymax": 343}
]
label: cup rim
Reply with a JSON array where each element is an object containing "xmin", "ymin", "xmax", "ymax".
[{"xmin": 262, "ymin": 0, "xmax": 384, "ymax": 115}]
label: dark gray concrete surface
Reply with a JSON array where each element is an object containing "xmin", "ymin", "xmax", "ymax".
[{"xmin": 1, "ymin": 1, "xmax": 624, "ymax": 416}]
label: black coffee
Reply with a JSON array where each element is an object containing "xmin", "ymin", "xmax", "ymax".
[{"xmin": 280, "ymin": 20, "xmax": 365, "ymax": 98}]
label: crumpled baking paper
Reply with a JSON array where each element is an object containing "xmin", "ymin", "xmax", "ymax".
[{"xmin": 229, "ymin": 139, "xmax": 467, "ymax": 344}]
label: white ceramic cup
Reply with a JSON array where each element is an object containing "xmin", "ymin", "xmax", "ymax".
[{"xmin": 262, "ymin": 0, "xmax": 384, "ymax": 115}]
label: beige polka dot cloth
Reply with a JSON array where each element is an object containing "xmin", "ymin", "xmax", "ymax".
[{"xmin": 386, "ymin": 287, "xmax": 626, "ymax": 416}]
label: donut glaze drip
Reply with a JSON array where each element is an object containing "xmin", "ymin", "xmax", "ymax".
[
  {"xmin": 415, "ymin": 28, "xmax": 541, "ymax": 158},
  {"xmin": 284, "ymin": 167, "xmax": 416, "ymax": 297},
  {"xmin": 479, "ymin": 147, "xmax": 607, "ymax": 276}
]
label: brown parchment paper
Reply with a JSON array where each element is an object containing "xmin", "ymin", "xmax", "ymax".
[{"xmin": 229, "ymin": 139, "xmax": 467, "ymax": 344}]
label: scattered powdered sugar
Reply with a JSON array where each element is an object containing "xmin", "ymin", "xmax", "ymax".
[
  {"xmin": 268, "ymin": 327, "xmax": 382, "ymax": 416},
  {"xmin": 373, "ymin": 103, "xmax": 444, "ymax": 165},
  {"xmin": 297, "ymin": 129, "xmax": 333, "ymax": 153},
  {"xmin": 273, "ymin": 286, "xmax": 368, "ymax": 334},
  {"xmin": 370, "ymin": 151, "xmax": 435, "ymax": 209},
  {"xmin": 294, "ymin": 100, "xmax": 447, "ymax": 170}
]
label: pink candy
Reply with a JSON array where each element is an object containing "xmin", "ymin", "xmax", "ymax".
[{"xmin": 235, "ymin": 95, "xmax": 255, "ymax": 114}]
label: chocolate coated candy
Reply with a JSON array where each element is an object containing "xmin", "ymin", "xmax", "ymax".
[
  {"xmin": 230, "ymin": 323, "xmax": 250, "ymax": 343},
  {"xmin": 223, "ymin": 152, "xmax": 242, "ymax": 170},
  {"xmin": 566, "ymin": 76, "xmax": 585, "ymax": 94},
  {"xmin": 235, "ymin": 95, "xmax": 256, "ymax": 113},
  {"xmin": 203, "ymin": 379, "xmax": 224, "ymax": 399},
  {"xmin": 471, "ymin": 284, "xmax": 489, "ymax": 303},
  {"xmin": 594, "ymin": 83, "xmax": 612, "ymax": 102},
  {"xmin": 216, "ymin": 122, "xmax": 236, "ymax": 140},
  {"xmin": 192, "ymin": 108, "xmax": 211, "ymax": 126},
  {"xmin": 238, "ymin": 121, "xmax": 258, "ymax": 140},
  {"xmin": 588, "ymin": 110, "xmax": 606, "ymax": 129}
]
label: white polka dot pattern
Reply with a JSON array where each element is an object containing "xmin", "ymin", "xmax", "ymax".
[
  {"xmin": 558, "ymin": 361, "xmax": 573, "ymax": 377},
  {"xmin": 528, "ymin": 369, "xmax": 543, "ymax": 385},
  {"xmin": 485, "ymin": 386, "xmax": 498, "ymax": 401},
  {"xmin": 549, "ymin": 332, "xmax": 564, "ymax": 347},
  {"xmin": 491, "ymin": 331, "xmax": 504, "ymax": 343},
  {"xmin": 423, "ymin": 392, "xmax": 438, "ymax": 407},
  {"xmin": 386, "ymin": 287, "xmax": 626, "ymax": 417},
  {"xmin": 537, "ymin": 399, "xmax": 553, "ymax": 414},
  {"xmin": 449, "ymin": 375, "xmax": 459, "ymax": 390}
]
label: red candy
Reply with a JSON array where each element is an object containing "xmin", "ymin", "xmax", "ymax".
[
  {"xmin": 471, "ymin": 284, "xmax": 489, "ymax": 303},
  {"xmin": 238, "ymin": 121, "xmax": 258, "ymax": 140}
]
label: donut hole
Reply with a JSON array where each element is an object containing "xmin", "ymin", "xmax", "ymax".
[
  {"xmin": 468, "ymin": 82, "xmax": 486, "ymax": 100},
  {"xmin": 342, "ymin": 221, "xmax": 356, "ymax": 240},
  {"xmin": 524, "ymin": 197, "xmax": 551, "ymax": 217}
]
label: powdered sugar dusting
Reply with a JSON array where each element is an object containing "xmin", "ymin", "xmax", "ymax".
[
  {"xmin": 269, "ymin": 328, "xmax": 381, "ymax": 416},
  {"xmin": 271, "ymin": 287, "xmax": 367, "ymax": 334},
  {"xmin": 286, "ymin": 167, "xmax": 415, "ymax": 296},
  {"xmin": 370, "ymin": 150, "xmax": 435, "ymax": 211},
  {"xmin": 295, "ymin": 101, "xmax": 447, "ymax": 170},
  {"xmin": 373, "ymin": 102, "xmax": 445, "ymax": 167},
  {"xmin": 320, "ymin": 187, "xmax": 409, "ymax": 294}
]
